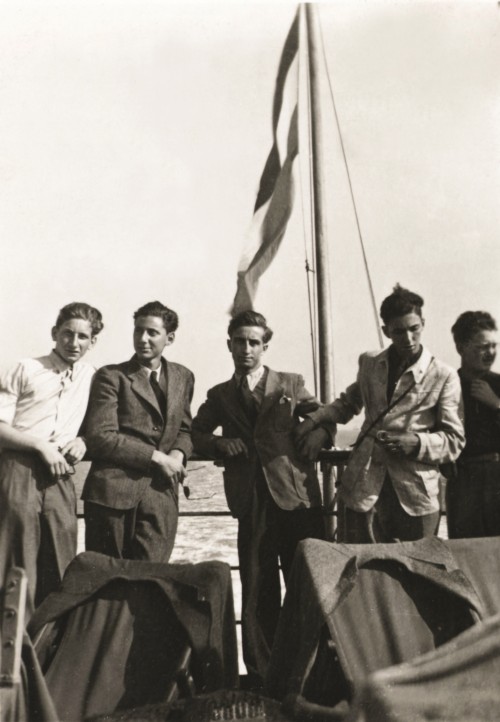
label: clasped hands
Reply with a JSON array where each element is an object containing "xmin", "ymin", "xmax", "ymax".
[
  {"xmin": 38, "ymin": 437, "xmax": 87, "ymax": 478},
  {"xmin": 152, "ymin": 449, "xmax": 186, "ymax": 486},
  {"xmin": 376, "ymin": 430, "xmax": 420, "ymax": 458}
]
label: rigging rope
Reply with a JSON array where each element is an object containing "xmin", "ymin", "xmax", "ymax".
[{"xmin": 316, "ymin": 6, "xmax": 384, "ymax": 349}]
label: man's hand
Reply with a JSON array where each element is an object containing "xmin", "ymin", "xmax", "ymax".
[
  {"xmin": 470, "ymin": 380, "xmax": 500, "ymax": 410},
  {"xmin": 152, "ymin": 450, "xmax": 187, "ymax": 485},
  {"xmin": 60, "ymin": 437, "xmax": 87, "ymax": 465},
  {"xmin": 36, "ymin": 442, "xmax": 71, "ymax": 478},
  {"xmin": 297, "ymin": 427, "xmax": 330, "ymax": 462},
  {"xmin": 379, "ymin": 432, "xmax": 420, "ymax": 458},
  {"xmin": 294, "ymin": 418, "xmax": 316, "ymax": 445},
  {"xmin": 214, "ymin": 438, "xmax": 248, "ymax": 458}
]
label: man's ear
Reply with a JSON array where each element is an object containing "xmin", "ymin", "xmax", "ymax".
[
  {"xmin": 227, "ymin": 339, "xmax": 232, "ymax": 353},
  {"xmin": 263, "ymin": 343, "xmax": 269, "ymax": 353},
  {"xmin": 381, "ymin": 325, "xmax": 390, "ymax": 340},
  {"xmin": 51, "ymin": 326, "xmax": 58, "ymax": 342},
  {"xmin": 165, "ymin": 331, "xmax": 175, "ymax": 346},
  {"xmin": 421, "ymin": 317, "xmax": 426, "ymax": 329}
]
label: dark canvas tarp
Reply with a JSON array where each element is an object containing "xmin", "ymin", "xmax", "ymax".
[
  {"xmin": 348, "ymin": 611, "xmax": 500, "ymax": 722},
  {"xmin": 266, "ymin": 536, "xmax": 491, "ymax": 703},
  {"xmin": 28, "ymin": 553, "xmax": 239, "ymax": 721}
]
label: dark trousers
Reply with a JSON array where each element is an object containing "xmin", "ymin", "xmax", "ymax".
[
  {"xmin": 238, "ymin": 470, "xmax": 325, "ymax": 682},
  {"xmin": 341, "ymin": 474, "xmax": 440, "ymax": 544},
  {"xmin": 447, "ymin": 460, "xmax": 500, "ymax": 538},
  {"xmin": 0, "ymin": 450, "xmax": 77, "ymax": 617},
  {"xmin": 84, "ymin": 485, "xmax": 178, "ymax": 563}
]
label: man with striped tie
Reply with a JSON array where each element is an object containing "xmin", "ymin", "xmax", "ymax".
[{"xmin": 82, "ymin": 301, "xmax": 194, "ymax": 562}]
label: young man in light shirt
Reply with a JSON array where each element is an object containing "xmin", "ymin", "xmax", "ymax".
[{"xmin": 0, "ymin": 302, "xmax": 103, "ymax": 614}]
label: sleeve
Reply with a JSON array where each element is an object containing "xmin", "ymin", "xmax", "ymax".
[
  {"xmin": 416, "ymin": 368, "xmax": 465, "ymax": 464},
  {"xmin": 192, "ymin": 388, "xmax": 224, "ymax": 459},
  {"xmin": 293, "ymin": 374, "xmax": 336, "ymax": 445},
  {"xmin": 170, "ymin": 370, "xmax": 195, "ymax": 461},
  {"xmin": 306, "ymin": 356, "xmax": 366, "ymax": 427},
  {"xmin": 84, "ymin": 368, "xmax": 156, "ymax": 472},
  {"xmin": 0, "ymin": 362, "xmax": 25, "ymax": 425}
]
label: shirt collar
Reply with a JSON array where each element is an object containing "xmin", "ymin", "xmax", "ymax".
[
  {"xmin": 234, "ymin": 364, "xmax": 265, "ymax": 389},
  {"xmin": 403, "ymin": 346, "xmax": 433, "ymax": 383},
  {"xmin": 49, "ymin": 350, "xmax": 73, "ymax": 375}
]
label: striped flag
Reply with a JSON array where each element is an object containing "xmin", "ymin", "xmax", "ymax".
[{"xmin": 231, "ymin": 10, "xmax": 299, "ymax": 315}]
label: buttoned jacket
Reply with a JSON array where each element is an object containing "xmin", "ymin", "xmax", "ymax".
[
  {"xmin": 309, "ymin": 347, "xmax": 465, "ymax": 515},
  {"xmin": 192, "ymin": 368, "xmax": 325, "ymax": 518},
  {"xmin": 82, "ymin": 356, "xmax": 194, "ymax": 510}
]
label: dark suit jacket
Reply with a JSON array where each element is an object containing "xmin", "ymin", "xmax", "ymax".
[
  {"xmin": 82, "ymin": 355, "xmax": 194, "ymax": 510},
  {"xmin": 192, "ymin": 368, "xmax": 325, "ymax": 518}
]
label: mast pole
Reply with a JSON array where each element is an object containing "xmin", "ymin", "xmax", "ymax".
[
  {"xmin": 304, "ymin": 4, "xmax": 334, "ymax": 403},
  {"xmin": 304, "ymin": 4, "xmax": 336, "ymax": 537}
]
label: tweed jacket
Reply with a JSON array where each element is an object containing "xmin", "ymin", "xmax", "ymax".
[
  {"xmin": 82, "ymin": 355, "xmax": 194, "ymax": 510},
  {"xmin": 308, "ymin": 347, "xmax": 465, "ymax": 515},
  {"xmin": 192, "ymin": 368, "xmax": 325, "ymax": 518}
]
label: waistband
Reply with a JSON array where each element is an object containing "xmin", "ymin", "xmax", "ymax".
[{"xmin": 459, "ymin": 452, "xmax": 500, "ymax": 465}]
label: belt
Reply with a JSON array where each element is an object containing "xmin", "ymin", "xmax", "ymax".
[{"xmin": 459, "ymin": 452, "xmax": 500, "ymax": 465}]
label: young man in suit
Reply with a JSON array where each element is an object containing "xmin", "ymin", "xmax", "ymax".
[
  {"xmin": 192, "ymin": 310, "xmax": 329, "ymax": 685},
  {"xmin": 447, "ymin": 311, "xmax": 500, "ymax": 537},
  {"xmin": 0, "ymin": 302, "xmax": 103, "ymax": 614},
  {"xmin": 296, "ymin": 285, "xmax": 465, "ymax": 544},
  {"xmin": 83, "ymin": 301, "xmax": 194, "ymax": 563}
]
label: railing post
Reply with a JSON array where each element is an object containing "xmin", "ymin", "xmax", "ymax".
[{"xmin": 321, "ymin": 461, "xmax": 336, "ymax": 540}]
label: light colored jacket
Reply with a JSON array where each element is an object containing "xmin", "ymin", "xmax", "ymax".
[{"xmin": 308, "ymin": 347, "xmax": 465, "ymax": 515}]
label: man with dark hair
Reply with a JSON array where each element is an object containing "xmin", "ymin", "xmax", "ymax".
[
  {"xmin": 82, "ymin": 301, "xmax": 194, "ymax": 562},
  {"xmin": 297, "ymin": 284, "xmax": 465, "ymax": 543},
  {"xmin": 447, "ymin": 310, "xmax": 500, "ymax": 537},
  {"xmin": 0, "ymin": 302, "xmax": 103, "ymax": 614},
  {"xmin": 192, "ymin": 310, "xmax": 329, "ymax": 685}
]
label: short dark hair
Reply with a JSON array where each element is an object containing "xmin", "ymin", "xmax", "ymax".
[
  {"xmin": 55, "ymin": 302, "xmax": 104, "ymax": 337},
  {"xmin": 133, "ymin": 301, "xmax": 178, "ymax": 333},
  {"xmin": 380, "ymin": 284, "xmax": 424, "ymax": 324},
  {"xmin": 451, "ymin": 311, "xmax": 497, "ymax": 346},
  {"xmin": 228, "ymin": 310, "xmax": 273, "ymax": 343}
]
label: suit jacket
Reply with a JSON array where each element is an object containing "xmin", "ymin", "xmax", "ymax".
[
  {"xmin": 308, "ymin": 347, "xmax": 465, "ymax": 515},
  {"xmin": 82, "ymin": 355, "xmax": 194, "ymax": 510},
  {"xmin": 192, "ymin": 367, "xmax": 326, "ymax": 518}
]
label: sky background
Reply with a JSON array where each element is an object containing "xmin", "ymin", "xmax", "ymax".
[{"xmin": 0, "ymin": 1, "xmax": 499, "ymax": 436}]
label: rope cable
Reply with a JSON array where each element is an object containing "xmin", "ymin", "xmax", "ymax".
[{"xmin": 316, "ymin": 7, "xmax": 384, "ymax": 349}]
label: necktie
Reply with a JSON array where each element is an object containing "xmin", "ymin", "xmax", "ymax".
[
  {"xmin": 150, "ymin": 370, "xmax": 166, "ymax": 417},
  {"xmin": 240, "ymin": 375, "xmax": 257, "ymax": 421}
]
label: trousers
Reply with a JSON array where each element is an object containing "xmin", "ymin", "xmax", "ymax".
[{"xmin": 0, "ymin": 450, "xmax": 77, "ymax": 617}]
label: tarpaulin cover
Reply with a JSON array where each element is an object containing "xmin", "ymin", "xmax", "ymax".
[
  {"xmin": 28, "ymin": 553, "xmax": 239, "ymax": 721},
  {"xmin": 266, "ymin": 536, "xmax": 488, "ymax": 701},
  {"xmin": 347, "ymin": 611, "xmax": 500, "ymax": 722}
]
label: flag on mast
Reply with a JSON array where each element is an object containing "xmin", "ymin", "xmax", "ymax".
[{"xmin": 231, "ymin": 10, "xmax": 300, "ymax": 316}]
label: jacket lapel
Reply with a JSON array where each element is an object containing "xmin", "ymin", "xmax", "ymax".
[
  {"xmin": 164, "ymin": 359, "xmax": 180, "ymax": 426},
  {"xmin": 127, "ymin": 356, "xmax": 163, "ymax": 419},
  {"xmin": 371, "ymin": 350, "xmax": 390, "ymax": 413},
  {"xmin": 218, "ymin": 377, "xmax": 255, "ymax": 434},
  {"xmin": 258, "ymin": 368, "xmax": 287, "ymax": 417}
]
